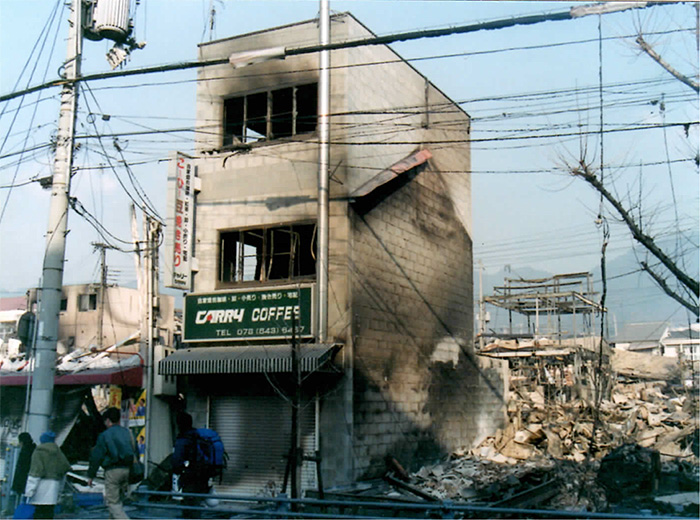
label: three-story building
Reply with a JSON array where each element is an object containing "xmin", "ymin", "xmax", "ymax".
[{"xmin": 160, "ymin": 12, "xmax": 506, "ymax": 494}]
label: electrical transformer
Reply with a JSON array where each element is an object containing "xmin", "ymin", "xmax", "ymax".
[{"xmin": 83, "ymin": 0, "xmax": 132, "ymax": 43}]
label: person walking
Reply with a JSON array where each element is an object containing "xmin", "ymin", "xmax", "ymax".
[
  {"xmin": 172, "ymin": 412, "xmax": 211, "ymax": 519},
  {"xmin": 24, "ymin": 431, "xmax": 71, "ymax": 519},
  {"xmin": 87, "ymin": 407, "xmax": 138, "ymax": 519},
  {"xmin": 11, "ymin": 432, "xmax": 35, "ymax": 501}
]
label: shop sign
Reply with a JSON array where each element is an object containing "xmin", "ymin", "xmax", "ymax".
[
  {"xmin": 165, "ymin": 152, "xmax": 197, "ymax": 290},
  {"xmin": 183, "ymin": 286, "xmax": 314, "ymax": 342}
]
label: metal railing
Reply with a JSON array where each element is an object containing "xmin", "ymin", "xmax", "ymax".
[{"xmin": 129, "ymin": 489, "xmax": 686, "ymax": 519}]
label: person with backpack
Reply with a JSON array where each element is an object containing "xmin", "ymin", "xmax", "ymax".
[{"xmin": 172, "ymin": 412, "xmax": 226, "ymax": 518}]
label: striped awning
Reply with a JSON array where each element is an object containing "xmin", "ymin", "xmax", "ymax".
[{"xmin": 158, "ymin": 344, "xmax": 341, "ymax": 376}]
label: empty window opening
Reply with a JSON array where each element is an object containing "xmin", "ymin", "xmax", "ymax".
[
  {"xmin": 78, "ymin": 293, "xmax": 97, "ymax": 312},
  {"xmin": 219, "ymin": 224, "xmax": 316, "ymax": 284},
  {"xmin": 223, "ymin": 83, "xmax": 318, "ymax": 146}
]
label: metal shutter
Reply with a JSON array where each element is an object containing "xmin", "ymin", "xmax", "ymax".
[{"xmin": 210, "ymin": 395, "xmax": 317, "ymax": 496}]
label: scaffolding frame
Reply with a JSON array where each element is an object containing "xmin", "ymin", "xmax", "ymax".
[{"xmin": 483, "ymin": 272, "xmax": 605, "ymax": 341}]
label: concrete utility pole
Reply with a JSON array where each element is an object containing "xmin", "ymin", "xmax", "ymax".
[
  {"xmin": 317, "ymin": 0, "xmax": 330, "ymax": 343},
  {"xmin": 26, "ymin": 0, "xmax": 82, "ymax": 439},
  {"xmin": 142, "ymin": 215, "xmax": 160, "ymax": 478},
  {"xmin": 92, "ymin": 242, "xmax": 115, "ymax": 350},
  {"xmin": 478, "ymin": 261, "xmax": 485, "ymax": 350}
]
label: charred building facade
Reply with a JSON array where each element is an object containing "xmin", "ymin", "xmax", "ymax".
[{"xmin": 160, "ymin": 13, "xmax": 506, "ymax": 494}]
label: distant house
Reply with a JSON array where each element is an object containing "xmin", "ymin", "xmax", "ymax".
[
  {"xmin": 661, "ymin": 323, "xmax": 699, "ymax": 361},
  {"xmin": 613, "ymin": 321, "xmax": 670, "ymax": 356},
  {"xmin": 0, "ymin": 296, "xmax": 28, "ymax": 357},
  {"xmin": 614, "ymin": 322, "xmax": 699, "ymax": 359}
]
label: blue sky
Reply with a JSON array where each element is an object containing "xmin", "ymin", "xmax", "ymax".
[{"xmin": 0, "ymin": 0, "xmax": 697, "ymax": 324}]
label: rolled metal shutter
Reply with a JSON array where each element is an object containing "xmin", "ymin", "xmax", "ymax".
[{"xmin": 210, "ymin": 395, "xmax": 317, "ymax": 496}]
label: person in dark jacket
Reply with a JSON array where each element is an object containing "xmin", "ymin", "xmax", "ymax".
[
  {"xmin": 11, "ymin": 432, "xmax": 35, "ymax": 496},
  {"xmin": 87, "ymin": 407, "xmax": 138, "ymax": 519},
  {"xmin": 172, "ymin": 412, "xmax": 210, "ymax": 518}
]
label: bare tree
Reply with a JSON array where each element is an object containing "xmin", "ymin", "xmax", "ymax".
[
  {"xmin": 568, "ymin": 158, "xmax": 699, "ymax": 316},
  {"xmin": 564, "ymin": 10, "xmax": 699, "ymax": 317},
  {"xmin": 636, "ymin": 34, "xmax": 699, "ymax": 93}
]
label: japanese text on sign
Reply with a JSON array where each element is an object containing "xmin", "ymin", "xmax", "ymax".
[
  {"xmin": 166, "ymin": 152, "xmax": 196, "ymax": 290},
  {"xmin": 184, "ymin": 286, "xmax": 313, "ymax": 342}
]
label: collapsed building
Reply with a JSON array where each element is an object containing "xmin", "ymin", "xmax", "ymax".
[
  {"xmin": 0, "ymin": 285, "xmax": 177, "ymax": 513},
  {"xmin": 478, "ymin": 272, "xmax": 609, "ymax": 405}
]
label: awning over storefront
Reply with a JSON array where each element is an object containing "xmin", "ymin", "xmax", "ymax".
[
  {"xmin": 0, "ymin": 364, "xmax": 143, "ymax": 387},
  {"xmin": 158, "ymin": 343, "xmax": 342, "ymax": 375}
]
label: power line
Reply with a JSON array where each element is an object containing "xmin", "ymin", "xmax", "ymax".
[
  {"xmin": 0, "ymin": 0, "xmax": 64, "ymax": 226},
  {"xmin": 0, "ymin": 2, "xmax": 683, "ymax": 104},
  {"xmin": 61, "ymin": 26, "xmax": 694, "ymax": 96},
  {"xmin": 79, "ymin": 84, "xmax": 164, "ymax": 223},
  {"xmin": 2, "ymin": 74, "xmax": 689, "ymax": 167}
]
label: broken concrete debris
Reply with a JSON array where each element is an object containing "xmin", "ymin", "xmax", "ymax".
[
  {"xmin": 474, "ymin": 378, "xmax": 697, "ymax": 465},
  {"xmin": 403, "ymin": 378, "xmax": 698, "ymax": 515}
]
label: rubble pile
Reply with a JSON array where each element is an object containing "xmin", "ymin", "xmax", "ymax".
[
  {"xmin": 406, "ymin": 379, "xmax": 698, "ymax": 515},
  {"xmin": 476, "ymin": 380, "xmax": 698, "ymax": 464},
  {"xmin": 410, "ymin": 454, "xmax": 607, "ymax": 512}
]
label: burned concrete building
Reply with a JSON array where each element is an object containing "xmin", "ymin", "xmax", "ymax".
[{"xmin": 159, "ymin": 13, "xmax": 506, "ymax": 494}]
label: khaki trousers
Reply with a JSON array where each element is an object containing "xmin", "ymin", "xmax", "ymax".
[{"xmin": 104, "ymin": 467, "xmax": 130, "ymax": 519}]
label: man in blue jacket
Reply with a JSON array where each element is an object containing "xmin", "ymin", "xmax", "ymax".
[{"xmin": 88, "ymin": 407, "xmax": 138, "ymax": 519}]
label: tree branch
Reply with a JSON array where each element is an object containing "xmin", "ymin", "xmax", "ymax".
[
  {"xmin": 636, "ymin": 35, "xmax": 700, "ymax": 93},
  {"xmin": 572, "ymin": 162, "xmax": 699, "ymax": 297},
  {"xmin": 641, "ymin": 262, "xmax": 700, "ymax": 316}
]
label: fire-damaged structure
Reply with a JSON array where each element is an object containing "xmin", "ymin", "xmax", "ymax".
[
  {"xmin": 158, "ymin": 13, "xmax": 507, "ymax": 495},
  {"xmin": 478, "ymin": 272, "xmax": 609, "ymax": 404}
]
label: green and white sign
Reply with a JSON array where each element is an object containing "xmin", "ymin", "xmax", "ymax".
[{"xmin": 183, "ymin": 285, "xmax": 314, "ymax": 342}]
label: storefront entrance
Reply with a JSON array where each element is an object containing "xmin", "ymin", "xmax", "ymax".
[{"xmin": 210, "ymin": 395, "xmax": 317, "ymax": 495}]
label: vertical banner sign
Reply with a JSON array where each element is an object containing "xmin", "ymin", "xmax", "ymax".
[{"xmin": 166, "ymin": 152, "xmax": 195, "ymax": 290}]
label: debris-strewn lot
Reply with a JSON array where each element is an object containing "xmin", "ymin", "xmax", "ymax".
[{"xmin": 406, "ymin": 378, "xmax": 699, "ymax": 516}]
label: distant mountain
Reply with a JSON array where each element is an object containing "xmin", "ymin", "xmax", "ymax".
[{"xmin": 590, "ymin": 245, "xmax": 698, "ymax": 334}]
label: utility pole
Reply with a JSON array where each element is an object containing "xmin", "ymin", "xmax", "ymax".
[
  {"xmin": 317, "ymin": 0, "xmax": 330, "ymax": 344},
  {"xmin": 478, "ymin": 261, "xmax": 485, "ymax": 350},
  {"xmin": 92, "ymin": 242, "xmax": 115, "ymax": 350},
  {"xmin": 142, "ymin": 214, "xmax": 160, "ymax": 479},
  {"xmin": 289, "ymin": 311, "xmax": 300, "ymax": 505},
  {"xmin": 26, "ymin": 0, "xmax": 82, "ymax": 439}
]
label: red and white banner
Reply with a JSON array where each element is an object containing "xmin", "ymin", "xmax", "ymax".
[{"xmin": 165, "ymin": 152, "xmax": 196, "ymax": 290}]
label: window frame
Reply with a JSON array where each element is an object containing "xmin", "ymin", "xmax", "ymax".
[
  {"xmin": 223, "ymin": 83, "xmax": 318, "ymax": 147},
  {"xmin": 218, "ymin": 222, "xmax": 317, "ymax": 287}
]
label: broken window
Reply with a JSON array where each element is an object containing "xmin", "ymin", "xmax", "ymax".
[
  {"xmin": 78, "ymin": 293, "xmax": 97, "ymax": 312},
  {"xmin": 223, "ymin": 83, "xmax": 318, "ymax": 146},
  {"xmin": 219, "ymin": 224, "xmax": 316, "ymax": 284}
]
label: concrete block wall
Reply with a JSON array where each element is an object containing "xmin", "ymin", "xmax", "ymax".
[{"xmin": 349, "ymin": 167, "xmax": 504, "ymax": 479}]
